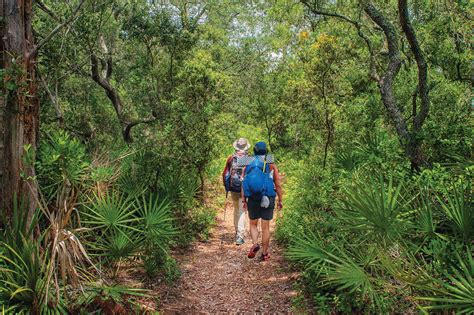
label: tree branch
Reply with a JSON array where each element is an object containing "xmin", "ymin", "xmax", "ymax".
[
  {"xmin": 122, "ymin": 117, "xmax": 157, "ymax": 143},
  {"xmin": 398, "ymin": 0, "xmax": 429, "ymax": 132},
  {"xmin": 91, "ymin": 53, "xmax": 125, "ymax": 127},
  {"xmin": 31, "ymin": 0, "xmax": 86, "ymax": 57},
  {"xmin": 300, "ymin": 0, "xmax": 379, "ymax": 81},
  {"xmin": 301, "ymin": 0, "xmax": 357, "ymax": 25},
  {"xmin": 364, "ymin": 3, "xmax": 409, "ymax": 143},
  {"xmin": 106, "ymin": 55, "xmax": 113, "ymax": 80},
  {"xmin": 37, "ymin": 70, "xmax": 64, "ymax": 128},
  {"xmin": 91, "ymin": 52, "xmax": 158, "ymax": 143},
  {"xmin": 36, "ymin": 0, "xmax": 60, "ymax": 22},
  {"xmin": 190, "ymin": 5, "xmax": 207, "ymax": 31}
]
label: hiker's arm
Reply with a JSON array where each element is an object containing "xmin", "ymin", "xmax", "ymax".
[
  {"xmin": 272, "ymin": 165, "xmax": 283, "ymax": 204},
  {"xmin": 222, "ymin": 156, "xmax": 232, "ymax": 185}
]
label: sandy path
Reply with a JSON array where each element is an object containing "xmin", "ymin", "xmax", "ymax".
[{"xmin": 159, "ymin": 198, "xmax": 299, "ymax": 314}]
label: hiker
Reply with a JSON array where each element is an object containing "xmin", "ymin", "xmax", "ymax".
[
  {"xmin": 242, "ymin": 141, "xmax": 283, "ymax": 261},
  {"xmin": 223, "ymin": 138, "xmax": 251, "ymax": 245}
]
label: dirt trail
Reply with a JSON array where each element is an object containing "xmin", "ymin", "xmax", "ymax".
[{"xmin": 159, "ymin": 198, "xmax": 299, "ymax": 314}]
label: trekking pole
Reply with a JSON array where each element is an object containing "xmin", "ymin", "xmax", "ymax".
[{"xmin": 220, "ymin": 191, "xmax": 228, "ymax": 246}]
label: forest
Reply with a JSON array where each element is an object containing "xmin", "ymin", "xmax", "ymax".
[{"xmin": 1, "ymin": 0, "xmax": 472, "ymax": 313}]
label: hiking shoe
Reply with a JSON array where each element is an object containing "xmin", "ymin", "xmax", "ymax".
[
  {"xmin": 260, "ymin": 253, "xmax": 270, "ymax": 262},
  {"xmin": 247, "ymin": 244, "xmax": 260, "ymax": 258},
  {"xmin": 235, "ymin": 237, "xmax": 245, "ymax": 245}
]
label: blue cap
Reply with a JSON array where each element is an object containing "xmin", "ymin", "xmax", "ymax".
[{"xmin": 253, "ymin": 141, "xmax": 267, "ymax": 155}]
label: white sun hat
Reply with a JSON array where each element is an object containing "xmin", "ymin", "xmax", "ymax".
[{"xmin": 233, "ymin": 138, "xmax": 251, "ymax": 151}]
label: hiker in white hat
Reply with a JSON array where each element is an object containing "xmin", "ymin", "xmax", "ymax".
[{"xmin": 222, "ymin": 138, "xmax": 250, "ymax": 245}]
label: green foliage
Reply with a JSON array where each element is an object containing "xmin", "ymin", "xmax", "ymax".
[
  {"xmin": 337, "ymin": 176, "xmax": 408, "ymax": 243},
  {"xmin": 83, "ymin": 192, "xmax": 140, "ymax": 237},
  {"xmin": 137, "ymin": 194, "xmax": 175, "ymax": 248},
  {"xmin": 81, "ymin": 192, "xmax": 177, "ymax": 276},
  {"xmin": 287, "ymin": 233, "xmax": 378, "ymax": 302},
  {"xmin": 275, "ymin": 157, "xmax": 336, "ymax": 246},
  {"xmin": 82, "ymin": 192, "xmax": 141, "ymax": 266},
  {"xmin": 154, "ymin": 171, "xmax": 217, "ymax": 246},
  {"xmin": 419, "ymin": 248, "xmax": 474, "ymax": 313},
  {"xmin": 143, "ymin": 247, "xmax": 181, "ymax": 284},
  {"xmin": 0, "ymin": 200, "xmax": 41, "ymax": 312},
  {"xmin": 415, "ymin": 189, "xmax": 437, "ymax": 238},
  {"xmin": 26, "ymin": 0, "xmax": 473, "ymax": 312},
  {"xmin": 186, "ymin": 205, "xmax": 217, "ymax": 241},
  {"xmin": 137, "ymin": 194, "xmax": 178, "ymax": 280},
  {"xmin": 436, "ymin": 181, "xmax": 473, "ymax": 243},
  {"xmin": 334, "ymin": 150, "xmax": 360, "ymax": 172},
  {"xmin": 0, "ymin": 240, "xmax": 44, "ymax": 314},
  {"xmin": 36, "ymin": 131, "xmax": 89, "ymax": 201},
  {"xmin": 72, "ymin": 284, "xmax": 148, "ymax": 314},
  {"xmin": 279, "ymin": 149, "xmax": 473, "ymax": 312},
  {"xmin": 0, "ymin": 199, "xmax": 65, "ymax": 314}
]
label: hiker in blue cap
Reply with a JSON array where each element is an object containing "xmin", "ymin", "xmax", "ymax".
[{"xmin": 241, "ymin": 141, "xmax": 283, "ymax": 261}]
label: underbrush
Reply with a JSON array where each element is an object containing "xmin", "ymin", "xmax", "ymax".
[
  {"xmin": 0, "ymin": 130, "xmax": 218, "ymax": 313},
  {"xmin": 277, "ymin": 141, "xmax": 473, "ymax": 313}
]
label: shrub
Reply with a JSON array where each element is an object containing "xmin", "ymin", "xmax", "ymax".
[
  {"xmin": 36, "ymin": 131, "xmax": 89, "ymax": 202},
  {"xmin": 418, "ymin": 247, "xmax": 474, "ymax": 313},
  {"xmin": 436, "ymin": 181, "xmax": 473, "ymax": 243},
  {"xmin": 0, "ymin": 199, "xmax": 66, "ymax": 314},
  {"xmin": 336, "ymin": 175, "xmax": 409, "ymax": 245},
  {"xmin": 280, "ymin": 158, "xmax": 474, "ymax": 313},
  {"xmin": 72, "ymin": 284, "xmax": 148, "ymax": 314},
  {"xmin": 81, "ymin": 191, "xmax": 177, "ymax": 279}
]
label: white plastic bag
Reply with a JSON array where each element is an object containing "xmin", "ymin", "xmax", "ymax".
[{"xmin": 260, "ymin": 195, "xmax": 270, "ymax": 208}]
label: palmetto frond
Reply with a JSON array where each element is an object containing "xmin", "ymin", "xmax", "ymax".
[
  {"xmin": 136, "ymin": 194, "xmax": 177, "ymax": 251},
  {"xmin": 436, "ymin": 181, "xmax": 473, "ymax": 243},
  {"xmin": 90, "ymin": 232, "xmax": 141, "ymax": 261},
  {"xmin": 335, "ymin": 150, "xmax": 360, "ymax": 172},
  {"xmin": 336, "ymin": 175, "xmax": 409, "ymax": 243},
  {"xmin": 82, "ymin": 192, "xmax": 140, "ymax": 236},
  {"xmin": 419, "ymin": 248, "xmax": 474, "ymax": 313},
  {"xmin": 287, "ymin": 232, "xmax": 379, "ymax": 304}
]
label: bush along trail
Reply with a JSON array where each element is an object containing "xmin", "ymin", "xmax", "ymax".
[{"xmin": 158, "ymin": 185, "xmax": 301, "ymax": 314}]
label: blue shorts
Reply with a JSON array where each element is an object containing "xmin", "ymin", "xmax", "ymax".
[{"xmin": 247, "ymin": 197, "xmax": 275, "ymax": 220}]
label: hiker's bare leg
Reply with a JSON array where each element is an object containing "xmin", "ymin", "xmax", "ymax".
[
  {"xmin": 261, "ymin": 219, "xmax": 270, "ymax": 254},
  {"xmin": 249, "ymin": 219, "xmax": 259, "ymax": 244}
]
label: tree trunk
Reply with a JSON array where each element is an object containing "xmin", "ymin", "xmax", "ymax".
[
  {"xmin": 398, "ymin": 0, "xmax": 429, "ymax": 170},
  {"xmin": 364, "ymin": 2, "xmax": 426, "ymax": 170},
  {"xmin": 1, "ymin": 0, "xmax": 39, "ymax": 220},
  {"xmin": 303, "ymin": 1, "xmax": 430, "ymax": 170}
]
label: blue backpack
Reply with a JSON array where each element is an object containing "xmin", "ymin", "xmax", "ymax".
[{"xmin": 243, "ymin": 156, "xmax": 276, "ymax": 201}]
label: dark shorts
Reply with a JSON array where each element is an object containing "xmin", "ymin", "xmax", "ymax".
[{"xmin": 247, "ymin": 197, "xmax": 275, "ymax": 220}]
